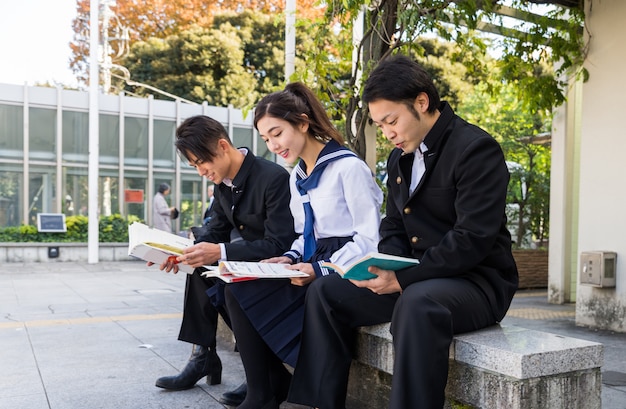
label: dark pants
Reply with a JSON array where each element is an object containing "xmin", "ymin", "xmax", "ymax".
[
  {"xmin": 288, "ymin": 274, "xmax": 496, "ymax": 409},
  {"xmin": 177, "ymin": 270, "xmax": 231, "ymax": 348},
  {"xmin": 224, "ymin": 285, "xmax": 292, "ymax": 406}
]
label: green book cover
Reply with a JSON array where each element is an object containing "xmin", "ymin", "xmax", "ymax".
[{"xmin": 323, "ymin": 252, "xmax": 420, "ymax": 280}]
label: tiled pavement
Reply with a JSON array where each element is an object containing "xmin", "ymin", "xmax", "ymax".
[{"xmin": 1, "ymin": 260, "xmax": 625, "ymax": 408}]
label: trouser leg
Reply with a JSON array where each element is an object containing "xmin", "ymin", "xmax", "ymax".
[
  {"xmin": 156, "ymin": 270, "xmax": 226, "ymax": 390},
  {"xmin": 288, "ymin": 274, "xmax": 398, "ymax": 409},
  {"xmin": 178, "ymin": 269, "xmax": 231, "ymax": 347},
  {"xmin": 389, "ymin": 278, "xmax": 496, "ymax": 409},
  {"xmin": 225, "ymin": 286, "xmax": 285, "ymax": 408}
]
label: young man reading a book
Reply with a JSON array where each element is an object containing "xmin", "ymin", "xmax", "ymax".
[
  {"xmin": 288, "ymin": 55, "xmax": 519, "ymax": 408},
  {"xmin": 153, "ymin": 115, "xmax": 296, "ymax": 406}
]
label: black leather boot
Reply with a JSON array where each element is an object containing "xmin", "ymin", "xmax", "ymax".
[
  {"xmin": 219, "ymin": 382, "xmax": 247, "ymax": 406},
  {"xmin": 155, "ymin": 344, "xmax": 222, "ymax": 390}
]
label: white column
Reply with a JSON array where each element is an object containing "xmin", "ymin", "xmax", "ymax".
[
  {"xmin": 88, "ymin": 0, "xmax": 100, "ymax": 263},
  {"xmin": 22, "ymin": 85, "xmax": 30, "ymax": 225},
  {"xmin": 56, "ymin": 85, "xmax": 63, "ymax": 213}
]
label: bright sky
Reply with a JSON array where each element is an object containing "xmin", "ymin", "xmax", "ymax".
[{"xmin": 0, "ymin": 0, "xmax": 78, "ymax": 87}]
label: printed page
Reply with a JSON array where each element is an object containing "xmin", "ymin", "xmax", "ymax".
[{"xmin": 220, "ymin": 261, "xmax": 309, "ymax": 278}]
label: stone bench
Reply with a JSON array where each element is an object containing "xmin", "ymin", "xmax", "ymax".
[{"xmin": 347, "ymin": 324, "xmax": 603, "ymax": 409}]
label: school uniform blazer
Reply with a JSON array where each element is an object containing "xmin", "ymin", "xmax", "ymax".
[
  {"xmin": 379, "ymin": 102, "xmax": 518, "ymax": 321},
  {"xmin": 196, "ymin": 149, "xmax": 297, "ymax": 261}
]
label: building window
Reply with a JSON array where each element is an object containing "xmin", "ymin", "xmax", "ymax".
[
  {"xmin": 28, "ymin": 167, "xmax": 58, "ymax": 224},
  {"xmin": 100, "ymin": 174, "xmax": 119, "ymax": 217},
  {"xmin": 232, "ymin": 126, "xmax": 252, "ymax": 150},
  {"xmin": 29, "ymin": 107, "xmax": 56, "ymax": 161},
  {"xmin": 124, "ymin": 174, "xmax": 147, "ymax": 222},
  {"xmin": 63, "ymin": 110, "xmax": 89, "ymax": 163},
  {"xmin": 0, "ymin": 104, "xmax": 24, "ymax": 159},
  {"xmin": 0, "ymin": 169, "xmax": 21, "ymax": 227},
  {"xmin": 0, "ymin": 85, "xmax": 268, "ymax": 229},
  {"xmin": 124, "ymin": 117, "xmax": 148, "ymax": 166},
  {"xmin": 63, "ymin": 167, "xmax": 88, "ymax": 217},
  {"xmin": 99, "ymin": 114, "xmax": 120, "ymax": 164},
  {"xmin": 180, "ymin": 176, "xmax": 204, "ymax": 232},
  {"xmin": 154, "ymin": 119, "xmax": 176, "ymax": 168}
]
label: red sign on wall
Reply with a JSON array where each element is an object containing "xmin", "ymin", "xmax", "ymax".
[{"xmin": 124, "ymin": 189, "xmax": 144, "ymax": 203}]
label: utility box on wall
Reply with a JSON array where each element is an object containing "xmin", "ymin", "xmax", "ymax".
[{"xmin": 580, "ymin": 251, "xmax": 617, "ymax": 288}]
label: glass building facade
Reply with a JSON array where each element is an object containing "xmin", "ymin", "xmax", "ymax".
[{"xmin": 0, "ymin": 83, "xmax": 274, "ymax": 234}]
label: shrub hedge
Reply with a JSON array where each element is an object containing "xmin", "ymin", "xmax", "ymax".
[{"xmin": 0, "ymin": 214, "xmax": 142, "ymax": 243}]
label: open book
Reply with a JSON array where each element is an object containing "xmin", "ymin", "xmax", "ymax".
[
  {"xmin": 322, "ymin": 252, "xmax": 420, "ymax": 280},
  {"xmin": 128, "ymin": 222, "xmax": 200, "ymax": 274},
  {"xmin": 201, "ymin": 261, "xmax": 309, "ymax": 283}
]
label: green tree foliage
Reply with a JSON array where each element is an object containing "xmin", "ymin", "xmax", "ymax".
[
  {"xmin": 121, "ymin": 24, "xmax": 258, "ymax": 107},
  {"xmin": 458, "ymin": 80, "xmax": 551, "ymax": 248},
  {"xmin": 370, "ymin": 38, "xmax": 553, "ymax": 248},
  {"xmin": 70, "ymin": 0, "xmax": 323, "ymax": 86},
  {"xmin": 297, "ymin": 1, "xmax": 580, "ymax": 247},
  {"xmin": 375, "ymin": 38, "xmax": 479, "ymax": 165},
  {"xmin": 300, "ymin": 0, "xmax": 585, "ymax": 159},
  {"xmin": 213, "ymin": 12, "xmax": 286, "ymax": 97},
  {"xmin": 119, "ymin": 11, "xmax": 344, "ymax": 108}
]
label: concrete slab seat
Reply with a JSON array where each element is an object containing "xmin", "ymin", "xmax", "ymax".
[{"xmin": 347, "ymin": 324, "xmax": 603, "ymax": 409}]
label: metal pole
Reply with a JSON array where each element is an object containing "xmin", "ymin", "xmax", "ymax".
[
  {"xmin": 285, "ymin": 0, "xmax": 296, "ymax": 82},
  {"xmin": 101, "ymin": 1, "xmax": 111, "ymax": 94},
  {"xmin": 88, "ymin": 0, "xmax": 100, "ymax": 263}
]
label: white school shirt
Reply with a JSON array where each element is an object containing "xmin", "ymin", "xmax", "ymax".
[
  {"xmin": 219, "ymin": 148, "xmax": 248, "ymax": 260},
  {"xmin": 287, "ymin": 155, "xmax": 383, "ymax": 270},
  {"xmin": 409, "ymin": 142, "xmax": 428, "ymax": 195}
]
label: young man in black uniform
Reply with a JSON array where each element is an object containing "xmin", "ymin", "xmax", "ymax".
[{"xmin": 155, "ymin": 115, "xmax": 296, "ymax": 406}]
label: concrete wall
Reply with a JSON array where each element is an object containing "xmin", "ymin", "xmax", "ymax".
[
  {"xmin": 575, "ymin": 0, "xmax": 626, "ymax": 332},
  {"xmin": 0, "ymin": 243, "xmax": 133, "ymax": 263}
]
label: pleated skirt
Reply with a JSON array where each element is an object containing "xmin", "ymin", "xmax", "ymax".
[{"xmin": 227, "ymin": 236, "xmax": 352, "ymax": 367}]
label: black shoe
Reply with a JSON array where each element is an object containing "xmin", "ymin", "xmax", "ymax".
[
  {"xmin": 219, "ymin": 382, "xmax": 247, "ymax": 406},
  {"xmin": 155, "ymin": 344, "xmax": 222, "ymax": 390}
]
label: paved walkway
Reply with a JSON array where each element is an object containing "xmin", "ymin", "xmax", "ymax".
[{"xmin": 1, "ymin": 260, "xmax": 625, "ymax": 408}]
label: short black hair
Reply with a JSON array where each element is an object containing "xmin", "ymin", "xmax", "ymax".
[
  {"xmin": 362, "ymin": 55, "xmax": 440, "ymax": 114},
  {"xmin": 175, "ymin": 115, "xmax": 232, "ymax": 163}
]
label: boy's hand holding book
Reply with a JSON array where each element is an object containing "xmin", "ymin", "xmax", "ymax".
[
  {"xmin": 350, "ymin": 266, "xmax": 404, "ymax": 295},
  {"xmin": 322, "ymin": 252, "xmax": 419, "ymax": 280},
  {"xmin": 179, "ymin": 242, "xmax": 222, "ymax": 268}
]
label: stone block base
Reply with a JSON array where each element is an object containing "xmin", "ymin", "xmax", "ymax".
[{"xmin": 347, "ymin": 324, "xmax": 603, "ymax": 409}]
